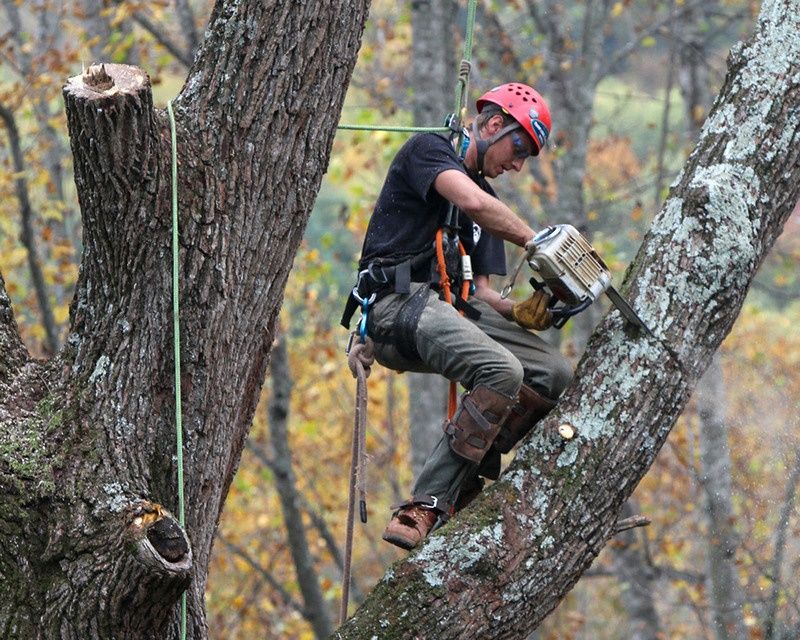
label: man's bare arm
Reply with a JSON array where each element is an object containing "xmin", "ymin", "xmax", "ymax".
[
  {"xmin": 472, "ymin": 275, "xmax": 514, "ymax": 319},
  {"xmin": 433, "ymin": 169, "xmax": 534, "ymax": 247}
]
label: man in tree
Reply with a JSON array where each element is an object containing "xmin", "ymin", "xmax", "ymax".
[{"xmin": 343, "ymin": 83, "xmax": 572, "ymax": 550}]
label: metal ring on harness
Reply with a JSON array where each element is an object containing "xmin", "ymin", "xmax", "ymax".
[{"xmin": 366, "ymin": 262, "xmax": 390, "ymax": 285}]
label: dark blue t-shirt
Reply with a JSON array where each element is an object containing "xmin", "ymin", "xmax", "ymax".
[{"xmin": 358, "ymin": 133, "xmax": 506, "ymax": 278}]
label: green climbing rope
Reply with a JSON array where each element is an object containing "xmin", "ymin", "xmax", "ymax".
[
  {"xmin": 166, "ymin": 99, "xmax": 188, "ymax": 640},
  {"xmin": 453, "ymin": 0, "xmax": 477, "ymax": 121}
]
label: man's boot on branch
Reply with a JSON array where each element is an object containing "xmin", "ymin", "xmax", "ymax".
[{"xmin": 382, "ymin": 496, "xmax": 442, "ymax": 550}]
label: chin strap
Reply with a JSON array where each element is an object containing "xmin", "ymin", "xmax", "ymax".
[{"xmin": 471, "ymin": 119, "xmax": 523, "ymax": 176}]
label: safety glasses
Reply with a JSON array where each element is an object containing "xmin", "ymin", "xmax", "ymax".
[{"xmin": 511, "ymin": 131, "xmax": 535, "ymax": 159}]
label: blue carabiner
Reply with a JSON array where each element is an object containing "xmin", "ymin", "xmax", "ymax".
[
  {"xmin": 358, "ymin": 298, "xmax": 369, "ymax": 343},
  {"xmin": 352, "ymin": 286, "xmax": 376, "ymax": 344}
]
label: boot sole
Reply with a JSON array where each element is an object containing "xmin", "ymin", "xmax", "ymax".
[{"xmin": 382, "ymin": 532, "xmax": 418, "ymax": 551}]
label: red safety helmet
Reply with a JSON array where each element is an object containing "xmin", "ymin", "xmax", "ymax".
[{"xmin": 476, "ymin": 83, "xmax": 552, "ymax": 155}]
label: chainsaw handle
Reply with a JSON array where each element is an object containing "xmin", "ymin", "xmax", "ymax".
[{"xmin": 528, "ymin": 278, "xmax": 592, "ymax": 329}]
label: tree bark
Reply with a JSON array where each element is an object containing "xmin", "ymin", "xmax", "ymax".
[
  {"xmin": 0, "ymin": 1, "xmax": 370, "ymax": 637},
  {"xmin": 334, "ymin": 2, "xmax": 800, "ymax": 636},
  {"xmin": 268, "ymin": 331, "xmax": 333, "ymax": 639}
]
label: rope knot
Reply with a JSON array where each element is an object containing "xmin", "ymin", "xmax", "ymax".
[{"xmin": 348, "ymin": 338, "xmax": 375, "ymax": 378}]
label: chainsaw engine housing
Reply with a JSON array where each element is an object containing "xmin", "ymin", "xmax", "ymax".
[{"xmin": 528, "ymin": 225, "xmax": 611, "ymax": 306}]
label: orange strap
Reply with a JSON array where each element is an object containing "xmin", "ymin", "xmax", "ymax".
[{"xmin": 435, "ymin": 228, "xmax": 471, "ymax": 419}]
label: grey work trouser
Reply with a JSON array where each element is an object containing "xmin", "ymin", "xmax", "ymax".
[{"xmin": 367, "ymin": 283, "xmax": 573, "ymax": 511}]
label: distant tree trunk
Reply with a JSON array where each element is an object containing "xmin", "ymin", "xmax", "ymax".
[
  {"xmin": 675, "ymin": 6, "xmax": 748, "ymax": 637},
  {"xmin": 0, "ymin": 104, "xmax": 59, "ymax": 353},
  {"xmin": 763, "ymin": 449, "xmax": 800, "ymax": 640},
  {"xmin": 407, "ymin": 0, "xmax": 457, "ymax": 482},
  {"xmin": 268, "ymin": 331, "xmax": 333, "ymax": 639},
  {"xmin": 0, "ymin": 1, "xmax": 370, "ymax": 638},
  {"xmin": 524, "ymin": 0, "xmax": 615, "ymax": 356},
  {"xmin": 653, "ymin": 6, "xmax": 677, "ymax": 213},
  {"xmin": 174, "ymin": 0, "xmax": 201, "ymax": 61},
  {"xmin": 3, "ymin": 0, "xmax": 78, "ymax": 251},
  {"xmin": 335, "ymin": 2, "xmax": 800, "ymax": 635},
  {"xmin": 410, "ymin": 0, "xmax": 457, "ymax": 127},
  {"xmin": 696, "ymin": 357, "xmax": 747, "ymax": 640},
  {"xmin": 80, "ymin": 0, "xmax": 140, "ymax": 65},
  {"xmin": 611, "ymin": 501, "xmax": 662, "ymax": 640}
]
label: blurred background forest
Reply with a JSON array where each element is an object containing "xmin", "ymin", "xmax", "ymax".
[{"xmin": 1, "ymin": 1, "xmax": 798, "ymax": 638}]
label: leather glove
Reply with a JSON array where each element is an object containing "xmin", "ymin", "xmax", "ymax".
[{"xmin": 512, "ymin": 290, "xmax": 553, "ymax": 331}]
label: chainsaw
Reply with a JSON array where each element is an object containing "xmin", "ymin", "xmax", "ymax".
[{"xmin": 501, "ymin": 224, "xmax": 652, "ymax": 333}]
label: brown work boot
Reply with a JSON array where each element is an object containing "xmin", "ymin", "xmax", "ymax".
[{"xmin": 382, "ymin": 504, "xmax": 439, "ymax": 550}]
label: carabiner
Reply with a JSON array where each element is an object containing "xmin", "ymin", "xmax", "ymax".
[{"xmin": 352, "ymin": 287, "xmax": 376, "ymax": 344}]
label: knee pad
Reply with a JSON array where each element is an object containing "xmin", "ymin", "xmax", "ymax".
[
  {"xmin": 493, "ymin": 384, "xmax": 557, "ymax": 454},
  {"xmin": 443, "ymin": 385, "xmax": 516, "ymax": 463}
]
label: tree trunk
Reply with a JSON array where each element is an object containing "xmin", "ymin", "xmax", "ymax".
[
  {"xmin": 0, "ymin": 1, "xmax": 370, "ymax": 637},
  {"xmin": 611, "ymin": 501, "xmax": 662, "ymax": 640},
  {"xmin": 696, "ymin": 356, "xmax": 747, "ymax": 640},
  {"xmin": 407, "ymin": 0, "xmax": 457, "ymax": 483},
  {"xmin": 334, "ymin": 2, "xmax": 800, "ymax": 636},
  {"xmin": 0, "ymin": 104, "xmax": 59, "ymax": 353},
  {"xmin": 763, "ymin": 449, "xmax": 800, "ymax": 639},
  {"xmin": 676, "ymin": 6, "xmax": 748, "ymax": 637},
  {"xmin": 268, "ymin": 331, "xmax": 333, "ymax": 639}
]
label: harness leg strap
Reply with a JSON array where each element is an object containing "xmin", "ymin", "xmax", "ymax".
[
  {"xmin": 492, "ymin": 384, "xmax": 556, "ymax": 454},
  {"xmin": 444, "ymin": 385, "xmax": 516, "ymax": 464}
]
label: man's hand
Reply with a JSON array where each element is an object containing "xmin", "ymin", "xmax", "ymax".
[{"xmin": 512, "ymin": 290, "xmax": 553, "ymax": 330}]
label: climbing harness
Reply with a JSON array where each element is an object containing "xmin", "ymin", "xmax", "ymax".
[{"xmin": 166, "ymin": 100, "xmax": 187, "ymax": 640}]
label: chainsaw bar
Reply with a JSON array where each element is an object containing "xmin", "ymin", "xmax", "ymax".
[{"xmin": 605, "ymin": 286, "xmax": 653, "ymax": 336}]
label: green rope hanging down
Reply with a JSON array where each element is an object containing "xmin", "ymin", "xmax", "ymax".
[{"xmin": 166, "ymin": 99, "xmax": 188, "ymax": 640}]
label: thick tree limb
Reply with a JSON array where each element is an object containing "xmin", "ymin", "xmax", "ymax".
[
  {"xmin": 335, "ymin": 2, "xmax": 800, "ymax": 636},
  {"xmin": 0, "ymin": 1, "xmax": 371, "ymax": 637}
]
